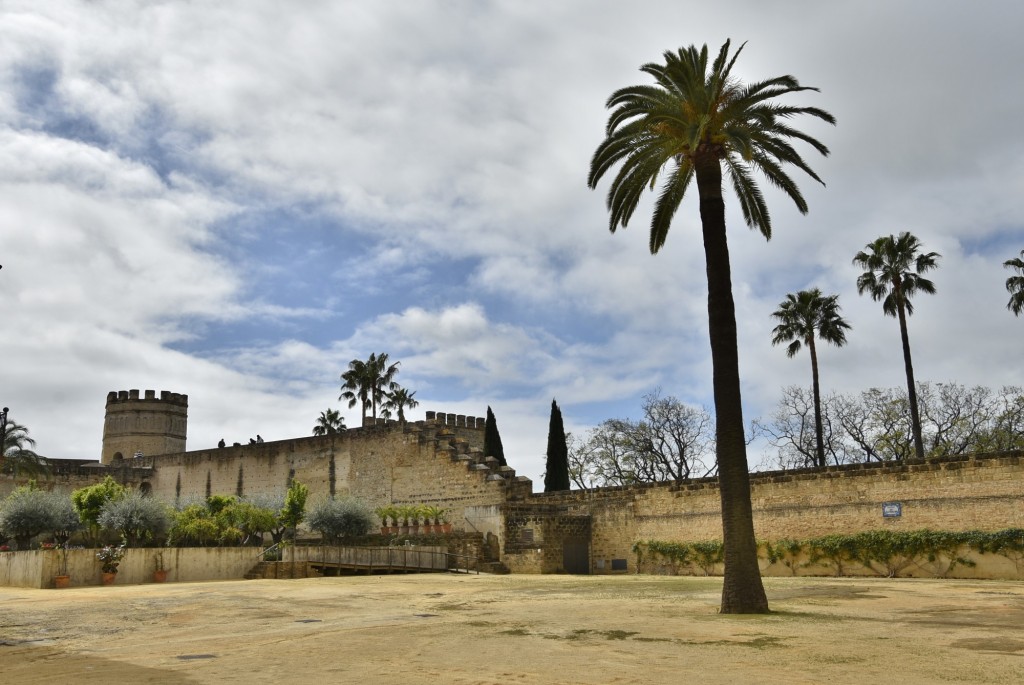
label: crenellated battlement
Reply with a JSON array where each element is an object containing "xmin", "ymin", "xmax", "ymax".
[
  {"xmin": 106, "ymin": 389, "xmax": 189, "ymax": 407},
  {"xmin": 424, "ymin": 410, "xmax": 486, "ymax": 430}
]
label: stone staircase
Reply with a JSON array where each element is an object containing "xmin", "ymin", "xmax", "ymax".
[{"xmin": 431, "ymin": 431, "xmax": 532, "ymax": 489}]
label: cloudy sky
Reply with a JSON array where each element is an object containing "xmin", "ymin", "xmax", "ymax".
[{"xmin": 2, "ymin": 1, "xmax": 1022, "ymax": 485}]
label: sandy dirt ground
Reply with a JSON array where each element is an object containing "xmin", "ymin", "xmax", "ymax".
[{"xmin": 1, "ymin": 573, "xmax": 1022, "ymax": 684}]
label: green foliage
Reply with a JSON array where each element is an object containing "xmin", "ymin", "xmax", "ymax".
[
  {"xmin": 484, "ymin": 406, "xmax": 506, "ymax": 466},
  {"xmin": 633, "ymin": 540, "xmax": 723, "ymax": 576},
  {"xmin": 280, "ymin": 480, "xmax": 309, "ymax": 532},
  {"xmin": 205, "ymin": 494, "xmax": 236, "ymax": 515},
  {"xmin": 307, "ymin": 497, "xmax": 374, "ymax": 542},
  {"xmin": 97, "ymin": 490, "xmax": 171, "ymax": 546},
  {"xmin": 640, "ymin": 529, "xmax": 1022, "ymax": 579},
  {"xmin": 313, "ymin": 407, "xmax": 346, "ymax": 435},
  {"xmin": 167, "ymin": 495, "xmax": 282, "ymax": 547},
  {"xmin": 0, "ymin": 487, "xmax": 79, "ymax": 550},
  {"xmin": 1, "ymin": 418, "xmax": 49, "ymax": 479},
  {"xmin": 544, "ymin": 399, "xmax": 570, "ymax": 492},
  {"xmin": 168, "ymin": 504, "xmax": 223, "ymax": 547},
  {"xmin": 72, "ymin": 476, "xmax": 127, "ymax": 530}
]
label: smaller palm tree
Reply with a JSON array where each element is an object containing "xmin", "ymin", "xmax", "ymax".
[
  {"xmin": 1, "ymin": 418, "xmax": 49, "ymax": 479},
  {"xmin": 382, "ymin": 386, "xmax": 419, "ymax": 424},
  {"xmin": 312, "ymin": 408, "xmax": 346, "ymax": 436},
  {"xmin": 770, "ymin": 289, "xmax": 851, "ymax": 468},
  {"xmin": 1004, "ymin": 250, "xmax": 1024, "ymax": 316}
]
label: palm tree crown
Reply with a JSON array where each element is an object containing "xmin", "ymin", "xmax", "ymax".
[
  {"xmin": 339, "ymin": 353, "xmax": 401, "ymax": 423},
  {"xmin": 382, "ymin": 386, "xmax": 418, "ymax": 424},
  {"xmin": 2, "ymin": 419, "xmax": 49, "ymax": 478},
  {"xmin": 770, "ymin": 289, "xmax": 850, "ymax": 467},
  {"xmin": 771, "ymin": 289, "xmax": 850, "ymax": 357},
  {"xmin": 853, "ymin": 232, "xmax": 940, "ymax": 317},
  {"xmin": 312, "ymin": 408, "xmax": 346, "ymax": 436},
  {"xmin": 588, "ymin": 39, "xmax": 835, "ymax": 252},
  {"xmin": 589, "ymin": 39, "xmax": 834, "ymax": 614},
  {"xmin": 1004, "ymin": 250, "xmax": 1024, "ymax": 316}
]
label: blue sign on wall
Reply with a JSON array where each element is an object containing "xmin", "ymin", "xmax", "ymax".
[{"xmin": 882, "ymin": 501, "xmax": 902, "ymax": 518}]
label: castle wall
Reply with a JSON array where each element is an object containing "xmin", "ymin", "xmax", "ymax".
[
  {"xmin": 502, "ymin": 451, "xmax": 1024, "ymax": 575},
  {"xmin": 139, "ymin": 412, "xmax": 531, "ymax": 530}
]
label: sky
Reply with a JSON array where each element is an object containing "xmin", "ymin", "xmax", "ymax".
[{"xmin": 1, "ymin": 1, "xmax": 1022, "ymax": 487}]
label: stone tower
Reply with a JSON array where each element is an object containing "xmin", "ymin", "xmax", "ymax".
[{"xmin": 101, "ymin": 390, "xmax": 188, "ymax": 464}]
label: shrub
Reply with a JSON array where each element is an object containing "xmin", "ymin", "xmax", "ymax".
[
  {"xmin": 98, "ymin": 490, "xmax": 170, "ymax": 546},
  {"xmin": 0, "ymin": 487, "xmax": 80, "ymax": 550},
  {"xmin": 307, "ymin": 497, "xmax": 374, "ymax": 543}
]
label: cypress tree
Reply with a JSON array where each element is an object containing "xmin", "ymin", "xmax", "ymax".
[
  {"xmin": 544, "ymin": 399, "xmax": 570, "ymax": 492},
  {"xmin": 483, "ymin": 406, "xmax": 506, "ymax": 466}
]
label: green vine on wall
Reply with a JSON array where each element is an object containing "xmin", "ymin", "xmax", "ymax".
[{"xmin": 634, "ymin": 529, "xmax": 1024, "ymax": 578}]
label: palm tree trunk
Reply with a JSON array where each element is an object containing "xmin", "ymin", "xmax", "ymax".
[
  {"xmin": 808, "ymin": 336, "xmax": 826, "ymax": 468},
  {"xmin": 696, "ymin": 157, "xmax": 769, "ymax": 614},
  {"xmin": 897, "ymin": 300, "xmax": 925, "ymax": 460}
]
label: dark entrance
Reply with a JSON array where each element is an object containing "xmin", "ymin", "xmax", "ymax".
[{"xmin": 562, "ymin": 539, "xmax": 590, "ymax": 574}]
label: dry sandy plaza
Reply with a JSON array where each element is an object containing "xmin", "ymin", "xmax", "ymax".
[{"xmin": 1, "ymin": 573, "xmax": 1023, "ymax": 684}]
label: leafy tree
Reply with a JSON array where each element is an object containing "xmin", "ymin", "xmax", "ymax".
[
  {"xmin": 770, "ymin": 289, "xmax": 851, "ymax": 467},
  {"xmin": 312, "ymin": 408, "xmax": 346, "ymax": 436},
  {"xmin": 307, "ymin": 497, "xmax": 374, "ymax": 543},
  {"xmin": 854, "ymin": 232, "xmax": 940, "ymax": 461},
  {"xmin": 0, "ymin": 485, "xmax": 74, "ymax": 550},
  {"xmin": 544, "ymin": 399, "xmax": 570, "ymax": 492},
  {"xmin": 340, "ymin": 353, "xmax": 401, "ymax": 423},
  {"xmin": 1, "ymin": 417, "xmax": 49, "ymax": 479},
  {"xmin": 168, "ymin": 503, "xmax": 224, "ymax": 547},
  {"xmin": 588, "ymin": 40, "xmax": 834, "ymax": 613},
  {"xmin": 483, "ymin": 406, "xmax": 506, "ymax": 466},
  {"xmin": 98, "ymin": 490, "xmax": 171, "ymax": 546},
  {"xmin": 1004, "ymin": 249, "xmax": 1024, "ymax": 316},
  {"xmin": 280, "ymin": 480, "xmax": 309, "ymax": 540},
  {"xmin": 381, "ymin": 386, "xmax": 418, "ymax": 423},
  {"xmin": 72, "ymin": 476, "xmax": 128, "ymax": 543}
]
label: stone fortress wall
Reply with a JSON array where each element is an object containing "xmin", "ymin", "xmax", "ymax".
[
  {"xmin": 131, "ymin": 403, "xmax": 531, "ymax": 538},
  {"xmin": 4, "ymin": 389, "xmax": 1021, "ymax": 579},
  {"xmin": 500, "ymin": 451, "xmax": 1024, "ymax": 574}
]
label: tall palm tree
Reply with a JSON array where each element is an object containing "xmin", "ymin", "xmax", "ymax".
[
  {"xmin": 339, "ymin": 353, "xmax": 402, "ymax": 425},
  {"xmin": 381, "ymin": 386, "xmax": 418, "ymax": 424},
  {"xmin": 339, "ymin": 358, "xmax": 371, "ymax": 422},
  {"xmin": 1004, "ymin": 250, "xmax": 1024, "ymax": 316},
  {"xmin": 853, "ymin": 232, "xmax": 940, "ymax": 461},
  {"xmin": 770, "ymin": 289, "xmax": 851, "ymax": 468},
  {"xmin": 367, "ymin": 353, "xmax": 401, "ymax": 421},
  {"xmin": 312, "ymin": 408, "xmax": 346, "ymax": 436},
  {"xmin": 1, "ymin": 419, "xmax": 49, "ymax": 479},
  {"xmin": 588, "ymin": 40, "xmax": 834, "ymax": 613}
]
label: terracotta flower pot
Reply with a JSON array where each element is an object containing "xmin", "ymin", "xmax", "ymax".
[
  {"xmin": 54, "ymin": 575, "xmax": 71, "ymax": 589},
  {"xmin": 101, "ymin": 572, "xmax": 117, "ymax": 585},
  {"xmin": 153, "ymin": 569, "xmax": 168, "ymax": 583}
]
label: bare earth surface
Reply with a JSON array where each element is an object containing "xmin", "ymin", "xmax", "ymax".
[{"xmin": 1, "ymin": 573, "xmax": 1022, "ymax": 684}]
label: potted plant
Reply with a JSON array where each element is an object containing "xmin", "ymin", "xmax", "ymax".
[
  {"xmin": 420, "ymin": 505, "xmax": 441, "ymax": 534},
  {"xmin": 438, "ymin": 508, "xmax": 452, "ymax": 534},
  {"xmin": 96, "ymin": 542, "xmax": 125, "ymax": 585},
  {"xmin": 153, "ymin": 551, "xmax": 168, "ymax": 583},
  {"xmin": 396, "ymin": 505, "xmax": 413, "ymax": 535},
  {"xmin": 375, "ymin": 505, "xmax": 397, "ymax": 535},
  {"xmin": 54, "ymin": 541, "xmax": 71, "ymax": 589}
]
